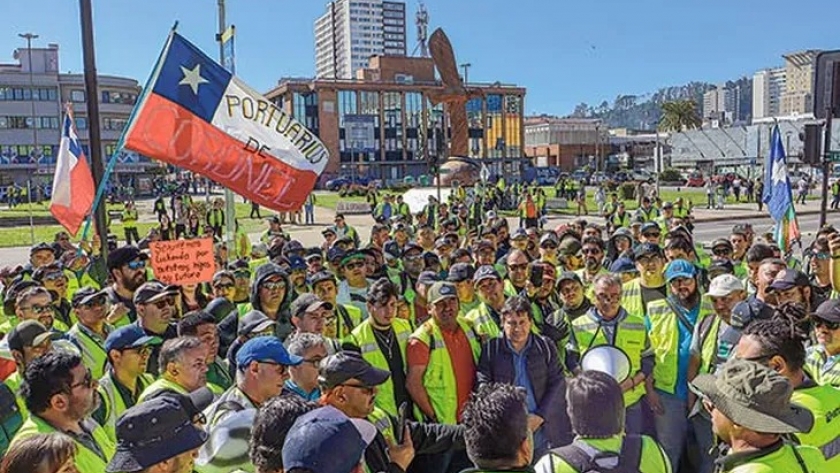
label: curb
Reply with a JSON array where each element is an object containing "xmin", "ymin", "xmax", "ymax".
[{"xmin": 692, "ymin": 209, "xmax": 824, "ymax": 223}]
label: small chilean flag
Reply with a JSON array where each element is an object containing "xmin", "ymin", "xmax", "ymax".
[
  {"xmin": 50, "ymin": 107, "xmax": 95, "ymax": 235},
  {"xmin": 122, "ymin": 32, "xmax": 329, "ymax": 211}
]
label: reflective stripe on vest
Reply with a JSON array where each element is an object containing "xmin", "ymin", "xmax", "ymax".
[
  {"xmin": 11, "ymin": 415, "xmax": 115, "ymax": 472},
  {"xmin": 792, "ymin": 385, "xmax": 840, "ymax": 469},
  {"xmin": 465, "ymin": 303, "xmax": 501, "ymax": 340},
  {"xmin": 698, "ymin": 316, "xmax": 722, "ymax": 376},
  {"xmin": 67, "ymin": 324, "xmax": 109, "ymax": 380},
  {"xmin": 368, "ymin": 407, "xmax": 396, "ymax": 445},
  {"xmin": 350, "ymin": 319, "xmax": 412, "ymax": 417},
  {"xmin": 571, "ymin": 312, "xmax": 647, "ymax": 407},
  {"xmin": 409, "ymin": 318, "xmax": 480, "ymax": 424},
  {"xmin": 137, "ymin": 377, "xmax": 189, "ymax": 402},
  {"xmin": 646, "ymin": 299, "xmax": 712, "ymax": 394},
  {"xmin": 97, "ymin": 372, "xmax": 153, "ymax": 443}
]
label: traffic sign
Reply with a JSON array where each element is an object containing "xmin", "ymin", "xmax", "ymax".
[{"xmin": 830, "ymin": 151, "xmax": 840, "ymax": 163}]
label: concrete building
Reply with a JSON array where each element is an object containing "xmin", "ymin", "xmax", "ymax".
[
  {"xmin": 315, "ymin": 0, "xmax": 407, "ymax": 80},
  {"xmin": 705, "ymin": 79, "xmax": 752, "ymax": 126},
  {"xmin": 780, "ymin": 50, "xmax": 819, "ymax": 117},
  {"xmin": 703, "ymin": 87, "xmax": 726, "ymax": 122},
  {"xmin": 265, "ymin": 55, "xmax": 526, "ymax": 182},
  {"xmin": 752, "ymin": 67, "xmax": 786, "ymax": 120},
  {"xmin": 523, "ymin": 117, "xmax": 606, "ymax": 170},
  {"xmin": 0, "ymin": 42, "xmax": 148, "ymax": 186}
]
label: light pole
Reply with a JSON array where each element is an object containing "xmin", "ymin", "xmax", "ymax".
[
  {"xmin": 460, "ymin": 63, "xmax": 471, "ymax": 85},
  {"xmin": 19, "ymin": 32, "xmax": 38, "ymax": 244}
]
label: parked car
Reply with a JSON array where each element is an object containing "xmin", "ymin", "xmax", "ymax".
[
  {"xmin": 325, "ymin": 176, "xmax": 371, "ymax": 191},
  {"xmin": 570, "ymin": 170, "xmax": 590, "ymax": 184},
  {"xmin": 591, "ymin": 172, "xmax": 608, "ymax": 184},
  {"xmin": 686, "ymin": 171, "xmax": 705, "ymax": 187},
  {"xmin": 630, "ymin": 170, "xmax": 655, "ymax": 183}
]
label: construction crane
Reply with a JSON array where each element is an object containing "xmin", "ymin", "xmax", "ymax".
[{"xmin": 412, "ymin": 1, "xmax": 429, "ymax": 57}]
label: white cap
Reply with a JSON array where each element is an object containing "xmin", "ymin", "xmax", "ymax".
[{"xmin": 707, "ymin": 274, "xmax": 745, "ymax": 297}]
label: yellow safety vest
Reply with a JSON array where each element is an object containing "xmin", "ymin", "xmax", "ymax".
[
  {"xmin": 697, "ymin": 316, "xmax": 723, "ymax": 376},
  {"xmin": 137, "ymin": 377, "xmax": 189, "ymax": 402},
  {"xmin": 66, "ymin": 323, "xmax": 111, "ymax": 380},
  {"xmin": 570, "ymin": 311, "xmax": 648, "ymax": 407},
  {"xmin": 646, "ymin": 298, "xmax": 713, "ymax": 394},
  {"xmin": 11, "ymin": 415, "xmax": 115, "ymax": 473},
  {"xmin": 122, "ymin": 209, "xmax": 138, "ymax": 228},
  {"xmin": 718, "ymin": 442, "xmax": 825, "ymax": 473},
  {"xmin": 409, "ymin": 318, "xmax": 480, "ymax": 424},
  {"xmin": 792, "ymin": 383, "xmax": 840, "ymax": 469},
  {"xmin": 535, "ymin": 434, "xmax": 670, "ymax": 473},
  {"xmin": 64, "ymin": 269, "xmax": 101, "ymax": 303},
  {"xmin": 464, "ymin": 302, "xmax": 502, "ymax": 340},
  {"xmin": 96, "ymin": 371, "xmax": 154, "ymax": 443},
  {"xmin": 347, "ymin": 319, "xmax": 412, "ymax": 417}
]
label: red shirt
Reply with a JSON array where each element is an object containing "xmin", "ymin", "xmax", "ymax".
[{"xmin": 407, "ymin": 325, "xmax": 476, "ymax": 421}]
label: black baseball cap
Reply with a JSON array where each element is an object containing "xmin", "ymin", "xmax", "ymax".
[
  {"xmin": 71, "ymin": 286, "xmax": 108, "ymax": 307},
  {"xmin": 711, "ymin": 239, "xmax": 734, "ymax": 250},
  {"xmin": 814, "ymin": 299, "xmax": 840, "ymax": 323},
  {"xmin": 310, "ymin": 270, "xmax": 337, "ymax": 287},
  {"xmin": 133, "ymin": 281, "xmax": 179, "ymax": 305},
  {"xmin": 319, "ymin": 352, "xmax": 390, "ymax": 389},
  {"xmin": 473, "ymin": 265, "xmax": 501, "ymax": 283},
  {"xmin": 766, "ymin": 269, "xmax": 810, "ymax": 293},
  {"xmin": 7, "ymin": 320, "xmax": 51, "ymax": 352},
  {"xmin": 238, "ymin": 310, "xmax": 277, "ymax": 336},
  {"xmin": 446, "ymin": 263, "xmax": 475, "ymax": 283},
  {"xmin": 556, "ymin": 271, "xmax": 583, "ymax": 285},
  {"xmin": 108, "ymin": 246, "xmax": 149, "ymax": 272},
  {"xmin": 634, "ymin": 242, "xmax": 663, "ymax": 259},
  {"xmin": 291, "ymin": 293, "xmax": 334, "ymax": 319}
]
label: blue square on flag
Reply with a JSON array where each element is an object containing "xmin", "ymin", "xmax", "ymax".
[{"xmin": 152, "ymin": 33, "xmax": 231, "ymax": 123}]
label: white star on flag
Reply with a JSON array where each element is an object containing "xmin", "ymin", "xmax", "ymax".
[
  {"xmin": 771, "ymin": 158, "xmax": 787, "ymax": 184},
  {"xmin": 179, "ymin": 64, "xmax": 209, "ymax": 95}
]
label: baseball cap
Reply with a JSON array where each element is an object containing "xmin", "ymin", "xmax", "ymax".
[
  {"xmin": 107, "ymin": 396, "xmax": 209, "ymax": 472},
  {"xmin": 30, "ymin": 242, "xmax": 54, "ymax": 255},
  {"xmin": 731, "ymin": 299, "xmax": 775, "ymax": 329},
  {"xmin": 434, "ymin": 238, "xmax": 452, "ymax": 251},
  {"xmin": 310, "ymin": 270, "xmax": 337, "ymax": 287},
  {"xmin": 7, "ymin": 320, "xmax": 51, "ymax": 352},
  {"xmin": 446, "ymin": 263, "xmax": 475, "ymax": 283},
  {"xmin": 402, "ymin": 242, "xmax": 423, "ymax": 256},
  {"xmin": 417, "ymin": 271, "xmax": 440, "ymax": 286},
  {"xmin": 321, "ymin": 226, "xmax": 336, "ymax": 236},
  {"xmin": 813, "ymin": 299, "xmax": 840, "ymax": 323},
  {"xmin": 662, "ymin": 201, "xmax": 674, "ymax": 209},
  {"xmin": 664, "ymin": 259, "xmax": 696, "ymax": 282},
  {"xmin": 707, "ymin": 274, "xmax": 745, "ymax": 297},
  {"xmin": 766, "ymin": 269, "xmax": 810, "ymax": 293},
  {"xmin": 282, "ymin": 406, "xmax": 377, "ymax": 473},
  {"xmin": 708, "ymin": 259, "xmax": 735, "ymax": 277},
  {"xmin": 427, "ymin": 281, "xmax": 458, "ymax": 304},
  {"xmin": 287, "ymin": 255, "xmax": 307, "ymax": 271},
  {"xmin": 327, "ymin": 246, "xmax": 346, "ymax": 263},
  {"xmin": 475, "ymin": 239, "xmax": 494, "ymax": 251},
  {"xmin": 732, "ymin": 223, "xmax": 752, "ymax": 236},
  {"xmin": 283, "ymin": 240, "xmax": 305, "ymax": 255},
  {"xmin": 339, "ymin": 251, "xmax": 366, "ymax": 267},
  {"xmin": 511, "ymin": 228, "xmax": 528, "ymax": 240},
  {"xmin": 557, "ymin": 271, "xmax": 583, "ymax": 285},
  {"xmin": 291, "ymin": 293, "xmax": 334, "ymax": 319},
  {"xmin": 71, "ymin": 286, "xmax": 107, "ymax": 307},
  {"xmin": 133, "ymin": 281, "xmax": 179, "ymax": 306},
  {"xmin": 108, "ymin": 246, "xmax": 148, "ymax": 272},
  {"xmin": 473, "ymin": 265, "xmax": 501, "ymax": 284},
  {"xmin": 237, "ymin": 310, "xmax": 277, "ymax": 337},
  {"xmin": 318, "ymin": 352, "xmax": 390, "ymax": 389},
  {"xmin": 641, "ymin": 222, "xmax": 660, "ymax": 234},
  {"xmin": 235, "ymin": 336, "xmax": 303, "ymax": 368},
  {"xmin": 634, "ymin": 242, "xmax": 663, "ymax": 259},
  {"xmin": 305, "ymin": 248, "xmax": 324, "ymax": 262},
  {"xmin": 558, "ymin": 238, "xmax": 582, "ymax": 256},
  {"xmin": 267, "ymin": 215, "xmax": 282, "ymax": 224},
  {"xmin": 196, "ymin": 408, "xmax": 255, "ymax": 473},
  {"xmin": 609, "ymin": 257, "xmax": 637, "ymax": 274},
  {"xmin": 147, "ymin": 386, "xmax": 215, "ymax": 421},
  {"xmin": 105, "ymin": 325, "xmax": 163, "ymax": 354},
  {"xmin": 539, "ymin": 233, "xmax": 560, "ymax": 248},
  {"xmin": 251, "ymin": 243, "xmax": 269, "ymax": 258},
  {"xmin": 711, "ymin": 238, "xmax": 734, "ymax": 250}
]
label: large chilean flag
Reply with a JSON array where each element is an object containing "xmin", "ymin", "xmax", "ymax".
[
  {"xmin": 123, "ymin": 32, "xmax": 328, "ymax": 211},
  {"xmin": 50, "ymin": 108, "xmax": 95, "ymax": 235}
]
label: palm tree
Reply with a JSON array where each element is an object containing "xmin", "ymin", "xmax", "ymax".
[{"xmin": 658, "ymin": 100, "xmax": 702, "ymax": 132}]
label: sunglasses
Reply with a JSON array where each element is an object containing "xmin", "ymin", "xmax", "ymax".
[
  {"xmin": 643, "ymin": 232, "xmax": 661, "ymax": 238},
  {"xmin": 508, "ymin": 263, "xmax": 527, "ymax": 271},
  {"xmin": 814, "ymin": 319, "xmax": 840, "ymax": 330},
  {"xmin": 123, "ymin": 346, "xmax": 153, "ymax": 356},
  {"xmin": 595, "ymin": 293, "xmax": 621, "ymax": 303},
  {"xmin": 262, "ymin": 281, "xmax": 286, "ymax": 291},
  {"xmin": 713, "ymin": 248, "xmax": 733, "ymax": 256},
  {"xmin": 812, "ymin": 252, "xmax": 831, "ymax": 261},
  {"xmin": 43, "ymin": 272, "xmax": 67, "ymax": 282},
  {"xmin": 126, "ymin": 260, "xmax": 147, "ymax": 270},
  {"xmin": 81, "ymin": 298, "xmax": 107, "ymax": 309},
  {"xmin": 214, "ymin": 282, "xmax": 235, "ymax": 290},
  {"xmin": 146, "ymin": 297, "xmax": 175, "ymax": 309},
  {"xmin": 69, "ymin": 369, "xmax": 94, "ymax": 390},
  {"xmin": 338, "ymin": 383, "xmax": 376, "ymax": 395},
  {"xmin": 22, "ymin": 304, "xmax": 54, "ymax": 315},
  {"xmin": 344, "ymin": 261, "xmax": 365, "ymax": 270}
]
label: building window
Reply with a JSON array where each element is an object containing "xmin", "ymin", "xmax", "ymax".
[
  {"xmin": 75, "ymin": 117, "xmax": 88, "ymax": 129},
  {"xmin": 71, "ymin": 90, "xmax": 86, "ymax": 102}
]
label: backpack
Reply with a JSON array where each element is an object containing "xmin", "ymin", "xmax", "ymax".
[{"xmin": 547, "ymin": 435, "xmax": 643, "ymax": 473}]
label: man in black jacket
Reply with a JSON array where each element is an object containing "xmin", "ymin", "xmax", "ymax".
[
  {"xmin": 319, "ymin": 352, "xmax": 466, "ymax": 473},
  {"xmin": 476, "ymin": 296, "xmax": 571, "ymax": 459}
]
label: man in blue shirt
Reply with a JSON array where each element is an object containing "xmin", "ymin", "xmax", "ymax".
[
  {"xmin": 283, "ymin": 332, "xmax": 327, "ymax": 401},
  {"xmin": 476, "ymin": 296, "xmax": 569, "ymax": 459}
]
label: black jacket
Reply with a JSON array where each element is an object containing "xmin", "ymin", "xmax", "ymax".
[{"xmin": 364, "ymin": 416, "xmax": 465, "ymax": 473}]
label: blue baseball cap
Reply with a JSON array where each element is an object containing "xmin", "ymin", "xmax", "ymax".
[
  {"xmin": 288, "ymin": 255, "xmax": 307, "ymax": 271},
  {"xmin": 665, "ymin": 259, "xmax": 696, "ymax": 282},
  {"xmin": 282, "ymin": 406, "xmax": 377, "ymax": 473},
  {"xmin": 105, "ymin": 325, "xmax": 163, "ymax": 354},
  {"xmin": 609, "ymin": 256, "xmax": 637, "ymax": 274},
  {"xmin": 235, "ymin": 336, "xmax": 302, "ymax": 368}
]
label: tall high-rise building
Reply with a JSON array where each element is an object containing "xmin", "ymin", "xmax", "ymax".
[
  {"xmin": 780, "ymin": 50, "xmax": 819, "ymax": 116},
  {"xmin": 314, "ymin": 0, "xmax": 407, "ymax": 80},
  {"xmin": 752, "ymin": 67, "xmax": 786, "ymax": 120}
]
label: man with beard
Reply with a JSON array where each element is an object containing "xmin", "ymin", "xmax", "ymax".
[
  {"xmin": 311, "ymin": 270, "xmax": 361, "ymax": 339},
  {"xmin": 138, "ymin": 337, "xmax": 209, "ymax": 401},
  {"xmin": 337, "ymin": 251, "xmax": 373, "ymax": 319},
  {"xmin": 767, "ymin": 268, "xmax": 823, "ymax": 313},
  {"xmin": 686, "ymin": 275, "xmax": 747, "ymax": 473},
  {"xmin": 344, "ymin": 278, "xmax": 413, "ymax": 417},
  {"xmin": 552, "ymin": 272, "xmax": 593, "ymax": 323},
  {"xmin": 503, "ymin": 249, "xmax": 530, "ymax": 297},
  {"xmin": 744, "ymin": 243, "xmax": 776, "ymax": 296},
  {"xmin": 621, "ymin": 243, "xmax": 668, "ymax": 321},
  {"xmin": 103, "ymin": 246, "xmax": 149, "ymax": 327},
  {"xmin": 575, "ymin": 237, "xmax": 608, "ymax": 299},
  {"xmin": 12, "ymin": 351, "xmax": 115, "ymax": 472},
  {"xmin": 466, "ymin": 266, "xmax": 508, "ymax": 340},
  {"xmin": 525, "ymin": 262, "xmax": 564, "ymax": 341},
  {"xmin": 751, "ymin": 258, "xmax": 788, "ymax": 305},
  {"xmin": 2, "ymin": 285, "xmax": 69, "ymax": 335},
  {"xmin": 286, "ymin": 255, "xmax": 309, "ymax": 298},
  {"xmin": 390, "ymin": 243, "xmax": 424, "ymax": 323},
  {"xmin": 133, "ymin": 281, "xmax": 179, "ymax": 375},
  {"xmin": 369, "ymin": 223, "xmax": 391, "ymax": 250},
  {"xmin": 644, "ymin": 260, "xmax": 713, "ymax": 471},
  {"xmin": 806, "ymin": 300, "xmax": 840, "ymax": 387}
]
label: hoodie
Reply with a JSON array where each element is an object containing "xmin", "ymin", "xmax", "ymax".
[{"xmin": 249, "ymin": 263, "xmax": 294, "ymax": 341}]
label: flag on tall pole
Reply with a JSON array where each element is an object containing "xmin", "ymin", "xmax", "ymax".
[
  {"xmin": 50, "ymin": 106, "xmax": 95, "ymax": 235},
  {"xmin": 122, "ymin": 31, "xmax": 328, "ymax": 211},
  {"xmin": 762, "ymin": 124, "xmax": 800, "ymax": 253}
]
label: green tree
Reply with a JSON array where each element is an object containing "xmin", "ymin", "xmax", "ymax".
[{"xmin": 658, "ymin": 100, "xmax": 702, "ymax": 132}]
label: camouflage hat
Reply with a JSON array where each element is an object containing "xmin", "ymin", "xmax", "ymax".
[{"xmin": 690, "ymin": 358, "xmax": 813, "ymax": 434}]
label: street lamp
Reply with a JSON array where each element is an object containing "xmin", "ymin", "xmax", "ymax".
[{"xmin": 460, "ymin": 63, "xmax": 471, "ymax": 85}]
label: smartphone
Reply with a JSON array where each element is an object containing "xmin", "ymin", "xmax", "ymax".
[
  {"xmin": 529, "ymin": 264, "xmax": 544, "ymax": 287},
  {"xmin": 395, "ymin": 402, "xmax": 408, "ymax": 444}
]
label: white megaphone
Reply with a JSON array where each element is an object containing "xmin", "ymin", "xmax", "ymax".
[{"xmin": 580, "ymin": 345, "xmax": 632, "ymax": 383}]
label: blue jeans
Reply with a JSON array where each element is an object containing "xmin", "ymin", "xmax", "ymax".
[
  {"xmin": 304, "ymin": 204, "xmax": 314, "ymax": 224},
  {"xmin": 653, "ymin": 391, "xmax": 689, "ymax": 472}
]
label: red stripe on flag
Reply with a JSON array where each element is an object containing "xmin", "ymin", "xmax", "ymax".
[{"xmin": 125, "ymin": 93, "xmax": 318, "ymax": 211}]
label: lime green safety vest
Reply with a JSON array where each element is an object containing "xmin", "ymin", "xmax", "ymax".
[
  {"xmin": 620, "ymin": 279, "xmax": 646, "ymax": 320},
  {"xmin": 697, "ymin": 316, "xmax": 723, "ymax": 376},
  {"xmin": 792, "ymin": 383, "xmax": 840, "ymax": 469},
  {"xmin": 575, "ymin": 267, "xmax": 609, "ymax": 300},
  {"xmin": 610, "ymin": 212, "xmax": 630, "ymax": 229},
  {"xmin": 137, "ymin": 377, "xmax": 189, "ymax": 402},
  {"xmin": 535, "ymin": 434, "xmax": 670, "ymax": 473},
  {"xmin": 570, "ymin": 311, "xmax": 648, "ymax": 407},
  {"xmin": 718, "ymin": 442, "xmax": 825, "ymax": 473},
  {"xmin": 805, "ymin": 345, "xmax": 840, "ymax": 388},
  {"xmin": 0, "ymin": 375, "xmax": 24, "ymax": 456},
  {"xmin": 646, "ymin": 298, "xmax": 713, "ymax": 394},
  {"xmin": 97, "ymin": 371, "xmax": 154, "ymax": 443},
  {"xmin": 368, "ymin": 406, "xmax": 397, "ymax": 445},
  {"xmin": 66, "ymin": 323, "xmax": 111, "ymax": 380},
  {"xmin": 465, "ymin": 302, "xmax": 502, "ymax": 340},
  {"xmin": 122, "ymin": 208, "xmax": 138, "ymax": 228},
  {"xmin": 348, "ymin": 319, "xmax": 412, "ymax": 417},
  {"xmin": 64, "ymin": 269, "xmax": 101, "ymax": 303},
  {"xmin": 409, "ymin": 318, "xmax": 481, "ymax": 424},
  {"xmin": 11, "ymin": 415, "xmax": 115, "ymax": 473}
]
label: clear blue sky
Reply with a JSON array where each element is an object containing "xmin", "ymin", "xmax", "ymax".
[{"xmin": 2, "ymin": 0, "xmax": 838, "ymax": 115}]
